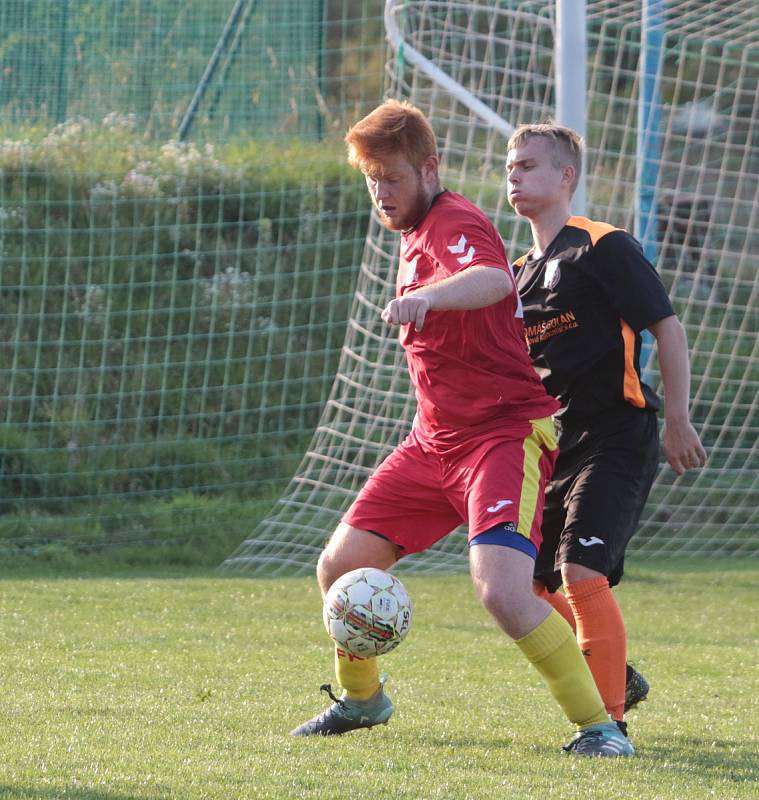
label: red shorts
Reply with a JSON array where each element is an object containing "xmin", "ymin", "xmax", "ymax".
[{"xmin": 343, "ymin": 417, "xmax": 558, "ymax": 555}]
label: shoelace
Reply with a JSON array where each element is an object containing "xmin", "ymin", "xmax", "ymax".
[
  {"xmin": 565, "ymin": 729, "xmax": 603, "ymax": 751},
  {"xmin": 319, "ymin": 683, "xmax": 345, "ymax": 707}
]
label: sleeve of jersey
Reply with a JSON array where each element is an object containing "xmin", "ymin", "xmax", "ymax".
[
  {"xmin": 436, "ymin": 214, "xmax": 509, "ymax": 276},
  {"xmin": 589, "ymin": 230, "xmax": 675, "ymax": 332}
]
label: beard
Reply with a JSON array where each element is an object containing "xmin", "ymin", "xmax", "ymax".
[{"xmin": 376, "ymin": 180, "xmax": 432, "ymax": 232}]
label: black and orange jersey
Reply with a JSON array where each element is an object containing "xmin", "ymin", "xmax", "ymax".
[{"xmin": 514, "ymin": 216, "xmax": 674, "ymax": 422}]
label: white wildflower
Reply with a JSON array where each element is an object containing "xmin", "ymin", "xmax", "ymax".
[
  {"xmin": 202, "ymin": 265, "xmax": 254, "ymax": 310},
  {"xmin": 89, "ymin": 180, "xmax": 119, "ymax": 204}
]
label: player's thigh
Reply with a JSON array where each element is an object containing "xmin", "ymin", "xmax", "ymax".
[
  {"xmin": 469, "ymin": 542, "xmax": 536, "ymax": 601},
  {"xmin": 559, "ymin": 412, "xmax": 659, "ymax": 575},
  {"xmin": 317, "ymin": 523, "xmax": 400, "ymax": 596},
  {"xmin": 462, "ymin": 419, "xmax": 557, "ymax": 543},
  {"xmin": 533, "ymin": 475, "xmax": 570, "ymax": 591},
  {"xmin": 343, "ymin": 438, "xmax": 461, "ymax": 555}
]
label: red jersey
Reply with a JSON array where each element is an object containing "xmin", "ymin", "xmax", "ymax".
[{"xmin": 398, "ymin": 191, "xmax": 559, "ymax": 449}]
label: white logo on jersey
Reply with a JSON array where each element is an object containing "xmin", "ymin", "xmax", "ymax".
[
  {"xmin": 447, "ymin": 233, "xmax": 476, "ymax": 265},
  {"xmin": 544, "ymin": 258, "xmax": 562, "ymax": 290},
  {"xmin": 448, "ymin": 234, "xmax": 467, "ymax": 254},
  {"xmin": 405, "ymin": 255, "xmax": 419, "ymax": 283},
  {"xmin": 579, "ymin": 536, "xmax": 605, "ymax": 547},
  {"xmin": 487, "ymin": 499, "xmax": 514, "ymax": 513},
  {"xmin": 457, "ymin": 247, "xmax": 475, "ymax": 265}
]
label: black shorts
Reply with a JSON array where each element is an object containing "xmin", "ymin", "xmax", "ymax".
[{"xmin": 535, "ymin": 407, "xmax": 660, "ymax": 592}]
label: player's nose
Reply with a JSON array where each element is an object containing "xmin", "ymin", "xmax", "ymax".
[{"xmin": 375, "ymin": 181, "xmax": 392, "ymax": 201}]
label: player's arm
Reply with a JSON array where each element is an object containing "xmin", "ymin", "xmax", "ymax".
[
  {"xmin": 382, "ymin": 265, "xmax": 511, "ymax": 330},
  {"xmin": 591, "ymin": 232, "xmax": 706, "ymax": 474},
  {"xmin": 648, "ymin": 314, "xmax": 707, "ymax": 475}
]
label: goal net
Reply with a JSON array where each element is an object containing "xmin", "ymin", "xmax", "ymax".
[{"xmin": 224, "ymin": 0, "xmax": 759, "ymax": 572}]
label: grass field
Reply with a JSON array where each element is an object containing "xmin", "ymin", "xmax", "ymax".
[{"xmin": 0, "ymin": 559, "xmax": 756, "ymax": 800}]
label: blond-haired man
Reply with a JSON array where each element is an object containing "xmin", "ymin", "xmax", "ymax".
[{"xmin": 507, "ymin": 122, "xmax": 706, "ymax": 748}]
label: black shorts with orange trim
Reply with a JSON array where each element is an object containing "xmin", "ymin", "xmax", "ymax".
[{"xmin": 535, "ymin": 406, "xmax": 659, "ymax": 592}]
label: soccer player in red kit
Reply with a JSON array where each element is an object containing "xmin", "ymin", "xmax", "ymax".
[
  {"xmin": 506, "ymin": 122, "xmax": 706, "ymax": 751},
  {"xmin": 291, "ymin": 100, "xmax": 633, "ymax": 756}
]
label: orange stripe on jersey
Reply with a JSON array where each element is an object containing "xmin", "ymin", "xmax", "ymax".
[
  {"xmin": 570, "ymin": 217, "xmax": 646, "ymax": 409},
  {"xmin": 620, "ymin": 321, "xmax": 646, "ymax": 408},
  {"xmin": 567, "ymin": 215, "xmax": 622, "ymax": 245}
]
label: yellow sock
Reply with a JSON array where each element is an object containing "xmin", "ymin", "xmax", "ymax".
[
  {"xmin": 516, "ymin": 610, "xmax": 608, "ymax": 729},
  {"xmin": 335, "ymin": 647, "xmax": 381, "ymax": 700}
]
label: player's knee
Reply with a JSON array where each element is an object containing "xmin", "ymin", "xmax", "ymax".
[
  {"xmin": 475, "ymin": 580, "xmax": 517, "ymax": 623},
  {"xmin": 481, "ymin": 589, "xmax": 536, "ymax": 639},
  {"xmin": 316, "ymin": 526, "xmax": 399, "ymax": 595},
  {"xmin": 316, "ymin": 547, "xmax": 344, "ymax": 596},
  {"xmin": 561, "ymin": 561, "xmax": 606, "ymax": 585}
]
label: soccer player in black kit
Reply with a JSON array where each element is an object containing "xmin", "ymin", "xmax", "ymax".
[{"xmin": 506, "ymin": 123, "xmax": 707, "ymax": 754}]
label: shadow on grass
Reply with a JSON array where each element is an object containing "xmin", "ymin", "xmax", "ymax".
[
  {"xmin": 0, "ymin": 787, "xmax": 170, "ymax": 800},
  {"xmin": 0, "ymin": 563, "xmax": 221, "ymax": 581},
  {"xmin": 640, "ymin": 736, "xmax": 757, "ymax": 783},
  {"xmin": 425, "ymin": 735, "xmax": 515, "ymax": 749},
  {"xmin": 628, "ymin": 556, "xmax": 757, "ymax": 574}
]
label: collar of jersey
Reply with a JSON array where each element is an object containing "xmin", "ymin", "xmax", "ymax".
[{"xmin": 401, "ymin": 188, "xmax": 448, "ymax": 235}]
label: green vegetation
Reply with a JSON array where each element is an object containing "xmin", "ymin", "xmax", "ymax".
[
  {"xmin": 0, "ymin": 560, "xmax": 756, "ymax": 799},
  {"xmin": 0, "ymin": 124, "xmax": 368, "ymax": 565},
  {"xmin": 0, "ymin": 1, "xmax": 386, "ymax": 140}
]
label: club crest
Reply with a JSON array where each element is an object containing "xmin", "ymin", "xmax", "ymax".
[{"xmin": 544, "ymin": 258, "xmax": 561, "ymax": 290}]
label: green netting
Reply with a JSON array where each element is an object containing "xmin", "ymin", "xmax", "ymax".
[
  {"xmin": 0, "ymin": 0, "xmax": 386, "ymax": 563},
  {"xmin": 0, "ymin": 0, "xmax": 336, "ymax": 139},
  {"xmin": 1, "ymin": 1, "xmax": 756, "ymax": 568},
  {"xmin": 226, "ymin": 0, "xmax": 759, "ymax": 573}
]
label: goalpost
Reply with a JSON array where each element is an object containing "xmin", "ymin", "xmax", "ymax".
[{"xmin": 224, "ymin": 0, "xmax": 759, "ymax": 573}]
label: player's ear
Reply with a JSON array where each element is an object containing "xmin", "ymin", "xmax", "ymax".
[
  {"xmin": 562, "ymin": 163, "xmax": 576, "ymax": 189},
  {"xmin": 421, "ymin": 154, "xmax": 439, "ymax": 183}
]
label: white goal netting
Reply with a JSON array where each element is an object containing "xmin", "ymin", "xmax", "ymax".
[{"xmin": 225, "ymin": 0, "xmax": 758, "ymax": 573}]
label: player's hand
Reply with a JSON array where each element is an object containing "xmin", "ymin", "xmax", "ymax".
[
  {"xmin": 381, "ymin": 294, "xmax": 432, "ymax": 331},
  {"xmin": 662, "ymin": 417, "xmax": 707, "ymax": 475}
]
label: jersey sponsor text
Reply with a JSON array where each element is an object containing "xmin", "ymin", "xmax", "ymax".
[{"xmin": 525, "ymin": 310, "xmax": 578, "ymax": 345}]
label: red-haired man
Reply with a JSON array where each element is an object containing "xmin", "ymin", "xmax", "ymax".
[{"xmin": 291, "ymin": 101, "xmax": 633, "ymax": 756}]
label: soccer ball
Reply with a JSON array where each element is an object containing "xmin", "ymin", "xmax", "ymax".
[{"xmin": 323, "ymin": 567, "xmax": 412, "ymax": 657}]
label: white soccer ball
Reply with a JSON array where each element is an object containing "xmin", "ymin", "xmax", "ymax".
[{"xmin": 323, "ymin": 567, "xmax": 412, "ymax": 657}]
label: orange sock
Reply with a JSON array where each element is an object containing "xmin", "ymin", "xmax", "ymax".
[
  {"xmin": 533, "ymin": 580, "xmax": 576, "ymax": 633},
  {"xmin": 565, "ymin": 575, "xmax": 626, "ymax": 721}
]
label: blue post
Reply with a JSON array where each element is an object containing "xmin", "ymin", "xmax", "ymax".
[{"xmin": 636, "ymin": 0, "xmax": 664, "ymax": 379}]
